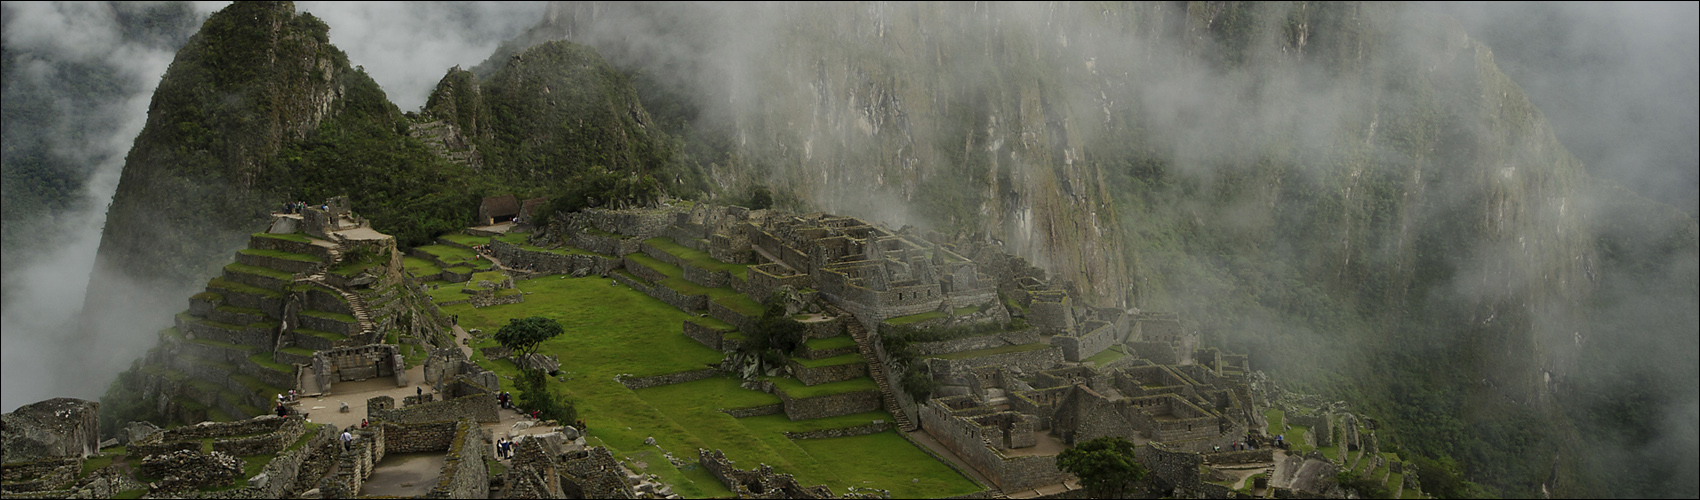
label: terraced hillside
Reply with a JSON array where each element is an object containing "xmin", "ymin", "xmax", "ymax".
[{"xmin": 412, "ymin": 226, "xmax": 982, "ymax": 498}]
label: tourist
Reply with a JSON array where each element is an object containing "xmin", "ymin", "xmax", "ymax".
[
  {"xmin": 361, "ymin": 418, "xmax": 369, "ymax": 429},
  {"xmin": 417, "ymin": 386, "xmax": 423, "ymax": 397},
  {"xmin": 276, "ymin": 403, "xmax": 287, "ymax": 417},
  {"xmin": 340, "ymin": 430, "xmax": 353, "ymax": 451}
]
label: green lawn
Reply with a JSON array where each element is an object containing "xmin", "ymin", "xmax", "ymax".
[
  {"xmin": 402, "ymin": 256, "xmax": 442, "ymax": 276},
  {"xmin": 629, "ymin": 252, "xmax": 761, "ymax": 315},
  {"xmin": 224, "ymin": 262, "xmax": 293, "ymax": 281},
  {"xmin": 1286, "ymin": 425, "xmax": 1313, "ymax": 453},
  {"xmin": 501, "ymin": 232, "xmax": 600, "ymax": 257},
  {"xmin": 239, "ymin": 248, "xmax": 321, "ymax": 263},
  {"xmin": 932, "ymin": 343, "xmax": 1051, "ymax": 360},
  {"xmin": 804, "ymin": 335, "xmax": 858, "ymax": 351},
  {"xmin": 884, "ymin": 311, "xmax": 947, "ymax": 326},
  {"xmin": 445, "ymin": 272, "xmax": 971, "ymax": 498},
  {"xmin": 1265, "ymin": 409, "xmax": 1285, "ymax": 435},
  {"xmin": 644, "ymin": 237, "xmax": 750, "ymax": 281},
  {"xmin": 415, "ymin": 244, "xmax": 493, "ymax": 270},
  {"xmin": 792, "ymin": 431, "xmax": 983, "ymax": 498},
  {"xmin": 439, "ymin": 233, "xmax": 489, "ymax": 247},
  {"xmin": 1083, "ymin": 344, "xmax": 1126, "ymax": 367},
  {"xmin": 793, "ymin": 353, "xmax": 865, "ymax": 368},
  {"xmin": 768, "ymin": 375, "xmax": 878, "ymax": 399}
]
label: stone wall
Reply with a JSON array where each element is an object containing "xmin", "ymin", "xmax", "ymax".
[
  {"xmin": 718, "ymin": 404, "xmax": 784, "ymax": 418},
  {"xmin": 708, "ymin": 298, "xmax": 759, "ymax": 334},
  {"xmin": 1134, "ymin": 441, "xmax": 1202, "ymax": 495},
  {"xmin": 927, "ymin": 345, "xmax": 1061, "ymax": 379},
  {"xmin": 1052, "ymin": 320, "xmax": 1117, "ymax": 362},
  {"xmin": 569, "ymin": 229, "xmax": 641, "ymax": 256},
  {"xmin": 683, "ymin": 320, "xmax": 733, "ymax": 350},
  {"xmin": 912, "ymin": 329, "xmax": 1039, "ymax": 357},
  {"xmin": 235, "ymin": 251, "xmax": 321, "ymax": 275},
  {"xmin": 1287, "ymin": 413, "xmax": 1332, "ymax": 446},
  {"xmin": 1126, "ymin": 341, "xmax": 1180, "ymax": 365},
  {"xmin": 428, "ymin": 419, "xmax": 490, "ymax": 499},
  {"xmin": 130, "ymin": 416, "xmax": 300, "ymax": 458},
  {"xmin": 248, "ymin": 234, "xmax": 333, "ymax": 261},
  {"xmin": 212, "ymin": 417, "xmax": 306, "ymax": 456},
  {"xmin": 788, "ymin": 359, "xmax": 868, "ymax": 386},
  {"xmin": 617, "ymin": 369, "xmax": 722, "ymax": 390},
  {"xmin": 368, "ymin": 394, "xmax": 499, "ymax": 424},
  {"xmin": 0, "ymin": 459, "xmax": 78, "ymax": 493},
  {"xmin": 379, "ymin": 420, "xmax": 459, "ymax": 454},
  {"xmin": 1026, "ymin": 292, "xmax": 1074, "ymax": 335},
  {"xmin": 1202, "ymin": 448, "xmax": 1273, "ymax": 465},
  {"xmin": 782, "ymin": 422, "xmax": 890, "ymax": 439},
  {"xmin": 489, "ymin": 239, "xmax": 618, "ymax": 276},
  {"xmin": 917, "ymin": 399, "xmax": 1070, "ymax": 491},
  {"xmin": 777, "ymin": 388, "xmax": 881, "ymax": 421}
]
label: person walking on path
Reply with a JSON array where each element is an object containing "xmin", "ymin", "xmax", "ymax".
[{"xmin": 341, "ymin": 430, "xmax": 354, "ymax": 451}]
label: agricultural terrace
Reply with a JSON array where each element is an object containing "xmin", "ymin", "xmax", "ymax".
[{"xmin": 435, "ymin": 270, "xmax": 979, "ymax": 498}]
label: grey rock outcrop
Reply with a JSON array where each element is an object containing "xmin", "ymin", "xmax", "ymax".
[{"xmin": 1, "ymin": 398, "xmax": 100, "ymax": 463}]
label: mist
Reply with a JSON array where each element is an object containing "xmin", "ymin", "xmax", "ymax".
[{"xmin": 0, "ymin": 1, "xmax": 543, "ymax": 412}]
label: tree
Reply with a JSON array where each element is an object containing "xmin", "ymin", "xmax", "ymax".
[
  {"xmin": 1057, "ymin": 436, "xmax": 1147, "ymax": 498},
  {"xmin": 515, "ymin": 368, "xmax": 577, "ymax": 423},
  {"xmin": 494, "ymin": 316, "xmax": 564, "ymax": 363},
  {"xmin": 748, "ymin": 185, "xmax": 773, "ymax": 210}
]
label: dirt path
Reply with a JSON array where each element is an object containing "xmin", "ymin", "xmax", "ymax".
[{"xmin": 359, "ymin": 452, "xmax": 446, "ymax": 496}]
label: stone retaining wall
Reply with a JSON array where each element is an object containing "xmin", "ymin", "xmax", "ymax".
[
  {"xmin": 368, "ymin": 394, "xmax": 499, "ymax": 424},
  {"xmin": 708, "ymin": 299, "xmax": 758, "ymax": 335},
  {"xmin": 298, "ymin": 313, "xmax": 358, "ymax": 336},
  {"xmin": 1201, "ymin": 448, "xmax": 1273, "ymax": 465},
  {"xmin": 130, "ymin": 416, "xmax": 300, "ymax": 458},
  {"xmin": 928, "ymin": 346, "xmax": 1061, "ymax": 378},
  {"xmin": 778, "ymin": 388, "xmax": 880, "ymax": 420},
  {"xmin": 782, "ymin": 422, "xmax": 890, "ymax": 439},
  {"xmin": 618, "ymin": 369, "xmax": 723, "ymax": 390},
  {"xmin": 788, "ymin": 359, "xmax": 868, "ymax": 386},
  {"xmin": 236, "ymin": 251, "xmax": 321, "ymax": 275},
  {"xmin": 223, "ymin": 266, "xmax": 289, "ymax": 291},
  {"xmin": 212, "ymin": 417, "xmax": 306, "ymax": 456},
  {"xmin": 718, "ymin": 404, "xmax": 783, "ymax": 418},
  {"xmin": 248, "ymin": 235, "xmax": 333, "ymax": 261},
  {"xmin": 683, "ymin": 320, "xmax": 731, "ymax": 350},
  {"xmin": 622, "ymin": 256, "xmax": 670, "ymax": 284}
]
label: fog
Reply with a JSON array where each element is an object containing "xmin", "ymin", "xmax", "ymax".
[
  {"xmin": 1, "ymin": 1, "xmax": 1692, "ymax": 496},
  {"xmin": 0, "ymin": 1, "xmax": 539, "ymax": 412}
]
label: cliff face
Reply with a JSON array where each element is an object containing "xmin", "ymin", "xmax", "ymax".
[{"xmin": 78, "ymin": 2, "xmax": 364, "ymax": 363}]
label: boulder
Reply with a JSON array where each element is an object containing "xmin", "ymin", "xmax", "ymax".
[
  {"xmin": 560, "ymin": 426, "xmax": 581, "ymax": 440},
  {"xmin": 1, "ymin": 397, "xmax": 100, "ymax": 463},
  {"xmin": 124, "ymin": 421, "xmax": 162, "ymax": 445},
  {"xmin": 248, "ymin": 472, "xmax": 270, "ymax": 489},
  {"xmin": 520, "ymin": 354, "xmax": 560, "ymax": 374}
]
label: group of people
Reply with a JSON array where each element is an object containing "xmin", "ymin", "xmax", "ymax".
[
  {"xmin": 496, "ymin": 437, "xmax": 517, "ymax": 459},
  {"xmin": 497, "ymin": 391, "xmax": 514, "ymax": 409},
  {"xmin": 281, "ymin": 201, "xmax": 327, "ymax": 214}
]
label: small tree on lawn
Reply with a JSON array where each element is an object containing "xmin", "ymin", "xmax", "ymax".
[
  {"xmin": 1057, "ymin": 436, "xmax": 1147, "ymax": 498},
  {"xmin": 495, "ymin": 316, "xmax": 563, "ymax": 366}
]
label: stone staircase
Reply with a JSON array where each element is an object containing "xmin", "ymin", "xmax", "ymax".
[
  {"xmin": 295, "ymin": 245, "xmax": 377, "ymax": 341},
  {"xmin": 838, "ymin": 308, "xmax": 916, "ymax": 432}
]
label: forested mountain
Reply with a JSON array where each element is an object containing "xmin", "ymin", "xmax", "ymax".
[{"xmin": 59, "ymin": 2, "xmax": 1698, "ymax": 497}]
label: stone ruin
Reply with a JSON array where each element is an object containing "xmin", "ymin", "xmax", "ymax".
[
  {"xmin": 504, "ymin": 439, "xmax": 642, "ymax": 499},
  {"xmin": 698, "ymin": 449, "xmax": 833, "ymax": 499},
  {"xmin": 139, "ymin": 449, "xmax": 244, "ymax": 493}
]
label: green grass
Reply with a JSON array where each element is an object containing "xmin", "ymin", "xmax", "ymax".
[
  {"xmin": 416, "ymin": 244, "xmax": 493, "ymax": 270},
  {"xmin": 932, "ymin": 343, "xmax": 1051, "ymax": 360},
  {"xmin": 952, "ymin": 306, "xmax": 979, "ymax": 316},
  {"xmin": 439, "ymin": 233, "xmax": 489, "ymax": 247},
  {"xmin": 501, "ymin": 231, "xmax": 599, "ymax": 257},
  {"xmin": 279, "ymin": 346, "xmax": 315, "ymax": 357},
  {"xmin": 634, "ymin": 376, "xmax": 782, "ymax": 412},
  {"xmin": 791, "ymin": 431, "xmax": 982, "ymax": 498},
  {"xmin": 1401, "ymin": 485, "xmax": 1424, "ymax": 499},
  {"xmin": 711, "ymin": 293, "xmax": 764, "ymax": 317},
  {"xmin": 239, "ymin": 248, "xmax": 321, "ymax": 263},
  {"xmin": 207, "ymin": 278, "xmax": 286, "ymax": 299},
  {"xmin": 253, "ymin": 231, "xmax": 310, "ymax": 243},
  {"xmin": 1286, "ymin": 425, "xmax": 1313, "ymax": 453},
  {"xmin": 224, "ymin": 262, "xmax": 294, "ymax": 281},
  {"xmin": 768, "ymin": 375, "xmax": 878, "ymax": 399},
  {"xmin": 423, "ymin": 281, "xmax": 468, "ymax": 302},
  {"xmin": 1083, "ymin": 344, "xmax": 1127, "ymax": 367},
  {"xmin": 446, "ymin": 272, "xmax": 972, "ymax": 498},
  {"xmin": 793, "ymin": 353, "xmax": 865, "ymax": 368},
  {"xmin": 295, "ymin": 328, "xmax": 348, "ymax": 341},
  {"xmin": 402, "ymin": 256, "xmax": 442, "ymax": 276},
  {"xmin": 884, "ymin": 311, "xmax": 947, "ymax": 326},
  {"xmin": 805, "ymin": 335, "xmax": 858, "ymax": 351},
  {"xmin": 686, "ymin": 315, "xmax": 735, "ymax": 331},
  {"xmin": 583, "ymin": 227, "xmax": 624, "ymax": 239},
  {"xmin": 247, "ymin": 353, "xmax": 294, "ymax": 374},
  {"xmin": 644, "ymin": 237, "xmax": 750, "ymax": 281},
  {"xmin": 470, "ymin": 271, "xmax": 507, "ymax": 284},
  {"xmin": 187, "ymin": 335, "xmax": 261, "ymax": 354}
]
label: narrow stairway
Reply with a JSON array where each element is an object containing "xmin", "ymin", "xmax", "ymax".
[
  {"xmin": 295, "ymin": 245, "xmax": 378, "ymax": 340},
  {"xmin": 835, "ymin": 306, "xmax": 916, "ymax": 432}
]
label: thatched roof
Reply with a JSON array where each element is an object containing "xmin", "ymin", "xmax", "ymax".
[{"xmin": 481, "ymin": 194, "xmax": 520, "ymax": 218}]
